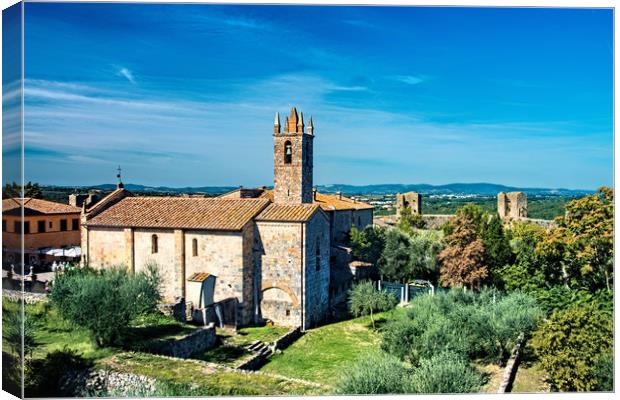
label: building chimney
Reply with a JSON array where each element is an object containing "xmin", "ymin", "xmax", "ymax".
[
  {"xmin": 313, "ymin": 187, "xmax": 317, "ymax": 201},
  {"xmin": 337, "ymin": 191, "xmax": 342, "ymax": 200}
]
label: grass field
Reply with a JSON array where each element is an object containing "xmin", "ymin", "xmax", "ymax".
[
  {"xmin": 101, "ymin": 352, "xmax": 321, "ymax": 395},
  {"xmin": 260, "ymin": 310, "xmax": 400, "ymax": 386}
]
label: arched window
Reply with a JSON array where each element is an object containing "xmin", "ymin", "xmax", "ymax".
[
  {"xmin": 151, "ymin": 234, "xmax": 158, "ymax": 254},
  {"xmin": 315, "ymin": 241, "xmax": 321, "ymax": 271},
  {"xmin": 192, "ymin": 238, "xmax": 198, "ymax": 257},
  {"xmin": 284, "ymin": 141, "xmax": 292, "ymax": 164}
]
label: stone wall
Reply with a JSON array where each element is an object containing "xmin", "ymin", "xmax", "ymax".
[
  {"xmin": 331, "ymin": 210, "xmax": 353, "ymax": 244},
  {"xmin": 273, "ymin": 110, "xmax": 313, "ymax": 204},
  {"xmin": 60, "ymin": 369, "xmax": 158, "ymax": 397},
  {"xmin": 2, "ymin": 289, "xmax": 47, "ymax": 304},
  {"xmin": 256, "ymin": 221, "xmax": 304, "ymax": 327},
  {"xmin": 134, "ymin": 229, "xmax": 179, "ymax": 300},
  {"xmin": 184, "ymin": 228, "xmax": 251, "ymax": 325},
  {"xmin": 85, "ymin": 227, "xmax": 127, "ymax": 268},
  {"xmin": 421, "ymin": 214, "xmax": 453, "ymax": 230},
  {"xmin": 140, "ymin": 324, "xmax": 217, "ymax": 359},
  {"xmin": 302, "ymin": 212, "xmax": 331, "ymax": 329},
  {"xmin": 396, "ymin": 192, "xmax": 422, "ymax": 215},
  {"xmin": 353, "ymin": 209, "xmax": 374, "ymax": 231}
]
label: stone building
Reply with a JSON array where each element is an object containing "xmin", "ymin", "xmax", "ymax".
[
  {"xmin": 2, "ymin": 198, "xmax": 82, "ymax": 267},
  {"xmin": 497, "ymin": 191, "xmax": 527, "ymax": 220},
  {"xmin": 396, "ymin": 192, "xmax": 422, "ymax": 216},
  {"xmin": 81, "ymin": 107, "xmax": 373, "ymax": 330}
]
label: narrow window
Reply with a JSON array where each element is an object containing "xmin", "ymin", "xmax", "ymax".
[
  {"xmin": 72, "ymin": 218, "xmax": 79, "ymax": 230},
  {"xmin": 60, "ymin": 219, "xmax": 67, "ymax": 231},
  {"xmin": 2, "ymin": 220, "xmax": 6, "ymax": 232},
  {"xmin": 285, "ymin": 309, "xmax": 291, "ymax": 317},
  {"xmin": 24, "ymin": 221, "xmax": 30, "ymax": 234},
  {"xmin": 151, "ymin": 234, "xmax": 158, "ymax": 254},
  {"xmin": 192, "ymin": 238, "xmax": 198, "ymax": 257},
  {"xmin": 38, "ymin": 220, "xmax": 46, "ymax": 233},
  {"xmin": 284, "ymin": 140, "xmax": 292, "ymax": 164},
  {"xmin": 48, "ymin": 221, "xmax": 52, "ymax": 228},
  {"xmin": 315, "ymin": 241, "xmax": 321, "ymax": 271},
  {"xmin": 14, "ymin": 221, "xmax": 21, "ymax": 234}
]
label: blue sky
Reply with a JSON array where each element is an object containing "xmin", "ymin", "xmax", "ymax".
[{"xmin": 10, "ymin": 3, "xmax": 614, "ymax": 189}]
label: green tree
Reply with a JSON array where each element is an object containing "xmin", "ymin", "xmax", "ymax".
[
  {"xmin": 350, "ymin": 225, "xmax": 386, "ymax": 265},
  {"xmin": 498, "ymin": 221, "xmax": 558, "ymax": 292},
  {"xmin": 379, "ymin": 228, "xmax": 412, "ymax": 282},
  {"xmin": 480, "ymin": 214, "xmax": 512, "ymax": 286},
  {"xmin": 531, "ymin": 304, "xmax": 613, "ymax": 391},
  {"xmin": 397, "ymin": 206, "xmax": 425, "ymax": 234},
  {"xmin": 409, "ymin": 352, "xmax": 482, "ymax": 394},
  {"xmin": 438, "ymin": 212, "xmax": 487, "ymax": 289},
  {"xmin": 2, "ymin": 181, "xmax": 44, "ymax": 199},
  {"xmin": 538, "ymin": 187, "xmax": 613, "ymax": 292},
  {"xmin": 349, "ymin": 281, "xmax": 398, "ymax": 329},
  {"xmin": 49, "ymin": 265, "xmax": 161, "ymax": 347},
  {"xmin": 335, "ymin": 352, "xmax": 411, "ymax": 394},
  {"xmin": 407, "ymin": 230, "xmax": 445, "ymax": 283}
]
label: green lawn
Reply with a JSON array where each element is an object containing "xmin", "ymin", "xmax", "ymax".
[
  {"xmin": 193, "ymin": 324, "xmax": 288, "ymax": 367},
  {"xmin": 101, "ymin": 352, "xmax": 321, "ymax": 395},
  {"xmin": 512, "ymin": 361, "xmax": 549, "ymax": 393},
  {"xmin": 260, "ymin": 310, "xmax": 401, "ymax": 386},
  {"xmin": 5, "ymin": 299, "xmax": 198, "ymax": 363}
]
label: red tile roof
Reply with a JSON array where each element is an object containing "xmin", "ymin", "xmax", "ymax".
[
  {"xmin": 255, "ymin": 203, "xmax": 321, "ymax": 222},
  {"xmin": 2, "ymin": 198, "xmax": 81, "ymax": 215},
  {"xmin": 86, "ymin": 197, "xmax": 270, "ymax": 231}
]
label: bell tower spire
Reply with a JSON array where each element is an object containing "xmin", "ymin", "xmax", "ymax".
[{"xmin": 273, "ymin": 107, "xmax": 314, "ymax": 204}]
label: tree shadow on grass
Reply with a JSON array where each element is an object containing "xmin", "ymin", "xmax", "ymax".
[{"xmin": 25, "ymin": 347, "xmax": 93, "ymax": 398}]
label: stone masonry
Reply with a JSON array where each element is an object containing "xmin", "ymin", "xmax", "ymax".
[
  {"xmin": 498, "ymin": 192, "xmax": 527, "ymax": 220},
  {"xmin": 396, "ymin": 192, "xmax": 422, "ymax": 216}
]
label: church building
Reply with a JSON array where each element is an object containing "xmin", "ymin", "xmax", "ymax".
[{"xmin": 80, "ymin": 108, "xmax": 373, "ymax": 330}]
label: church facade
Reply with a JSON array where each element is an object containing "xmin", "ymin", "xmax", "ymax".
[{"xmin": 80, "ymin": 108, "xmax": 373, "ymax": 330}]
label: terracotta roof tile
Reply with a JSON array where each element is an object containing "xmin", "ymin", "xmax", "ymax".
[
  {"xmin": 216, "ymin": 187, "xmax": 374, "ymax": 211},
  {"xmin": 187, "ymin": 272, "xmax": 211, "ymax": 282},
  {"xmin": 2, "ymin": 198, "xmax": 81, "ymax": 214},
  {"xmin": 86, "ymin": 197, "xmax": 269, "ymax": 231},
  {"xmin": 255, "ymin": 203, "xmax": 320, "ymax": 222}
]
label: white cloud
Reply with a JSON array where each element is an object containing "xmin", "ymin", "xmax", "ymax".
[
  {"xmin": 395, "ymin": 75, "xmax": 426, "ymax": 85},
  {"xmin": 117, "ymin": 67, "xmax": 136, "ymax": 84}
]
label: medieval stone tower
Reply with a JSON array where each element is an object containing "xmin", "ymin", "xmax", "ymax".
[
  {"xmin": 498, "ymin": 191, "xmax": 527, "ymax": 219},
  {"xmin": 273, "ymin": 107, "xmax": 314, "ymax": 204}
]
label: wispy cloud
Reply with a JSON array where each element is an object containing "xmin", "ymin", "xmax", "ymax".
[
  {"xmin": 394, "ymin": 75, "xmax": 427, "ymax": 85},
  {"xmin": 116, "ymin": 67, "xmax": 136, "ymax": 84}
]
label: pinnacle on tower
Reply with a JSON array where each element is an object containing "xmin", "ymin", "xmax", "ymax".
[
  {"xmin": 297, "ymin": 111, "xmax": 304, "ymax": 132},
  {"xmin": 274, "ymin": 112, "xmax": 281, "ymax": 134},
  {"xmin": 288, "ymin": 107, "xmax": 299, "ymax": 132},
  {"xmin": 307, "ymin": 115, "xmax": 314, "ymax": 135}
]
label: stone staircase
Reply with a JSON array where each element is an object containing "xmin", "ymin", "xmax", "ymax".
[{"xmin": 246, "ymin": 340, "xmax": 272, "ymax": 357}]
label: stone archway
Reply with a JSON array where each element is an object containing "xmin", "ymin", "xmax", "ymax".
[{"xmin": 261, "ymin": 282, "xmax": 299, "ymax": 307}]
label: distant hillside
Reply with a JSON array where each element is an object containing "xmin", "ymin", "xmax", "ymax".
[{"xmin": 44, "ymin": 182, "xmax": 595, "ymax": 197}]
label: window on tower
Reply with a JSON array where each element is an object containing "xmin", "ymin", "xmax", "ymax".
[{"xmin": 284, "ymin": 141, "xmax": 292, "ymax": 164}]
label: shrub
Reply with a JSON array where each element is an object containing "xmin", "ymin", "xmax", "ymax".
[
  {"xmin": 49, "ymin": 265, "xmax": 161, "ymax": 347},
  {"xmin": 350, "ymin": 225, "xmax": 386, "ymax": 265},
  {"xmin": 409, "ymin": 352, "xmax": 482, "ymax": 393},
  {"xmin": 349, "ymin": 281, "xmax": 398, "ymax": 329},
  {"xmin": 381, "ymin": 289, "xmax": 541, "ymax": 366},
  {"xmin": 592, "ymin": 352, "xmax": 613, "ymax": 392},
  {"xmin": 531, "ymin": 304, "xmax": 613, "ymax": 391},
  {"xmin": 335, "ymin": 352, "xmax": 411, "ymax": 394}
]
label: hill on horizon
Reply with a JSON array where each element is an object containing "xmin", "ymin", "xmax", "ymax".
[{"xmin": 43, "ymin": 182, "xmax": 596, "ymax": 197}]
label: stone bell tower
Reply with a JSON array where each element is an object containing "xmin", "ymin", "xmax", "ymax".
[{"xmin": 273, "ymin": 107, "xmax": 314, "ymax": 204}]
